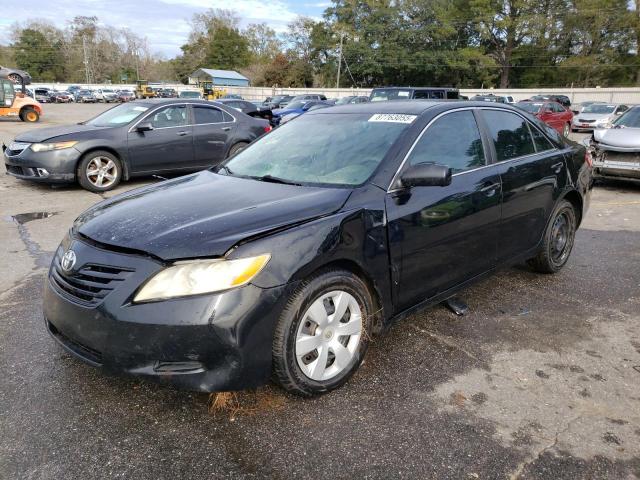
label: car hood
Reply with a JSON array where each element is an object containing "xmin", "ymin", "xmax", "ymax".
[
  {"xmin": 593, "ymin": 127, "xmax": 640, "ymax": 150},
  {"xmin": 74, "ymin": 170, "xmax": 352, "ymax": 260},
  {"xmin": 15, "ymin": 124, "xmax": 108, "ymax": 142}
]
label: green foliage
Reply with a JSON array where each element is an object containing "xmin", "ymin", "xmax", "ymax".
[
  {"xmin": 13, "ymin": 29, "xmax": 65, "ymax": 81},
  {"xmin": 2, "ymin": 1, "xmax": 639, "ymax": 87}
]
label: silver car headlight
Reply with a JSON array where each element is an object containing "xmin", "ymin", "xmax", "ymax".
[
  {"xmin": 31, "ymin": 141, "xmax": 78, "ymax": 152},
  {"xmin": 133, "ymin": 254, "xmax": 271, "ymax": 303}
]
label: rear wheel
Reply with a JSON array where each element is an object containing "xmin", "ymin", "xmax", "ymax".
[
  {"xmin": 272, "ymin": 269, "xmax": 374, "ymax": 396},
  {"xmin": 528, "ymin": 199, "xmax": 577, "ymax": 273},
  {"xmin": 20, "ymin": 107, "xmax": 39, "ymax": 122},
  {"xmin": 227, "ymin": 142, "xmax": 249, "ymax": 157},
  {"xmin": 77, "ymin": 151, "xmax": 122, "ymax": 192},
  {"xmin": 563, "ymin": 123, "xmax": 570, "ymax": 137}
]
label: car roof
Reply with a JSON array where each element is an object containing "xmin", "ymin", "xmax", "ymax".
[
  {"xmin": 307, "ymin": 100, "xmax": 532, "ymax": 116},
  {"xmin": 130, "ymin": 98, "xmax": 213, "ymax": 107}
]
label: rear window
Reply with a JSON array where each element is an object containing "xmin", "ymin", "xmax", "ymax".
[{"xmin": 517, "ymin": 102, "xmax": 543, "ymax": 114}]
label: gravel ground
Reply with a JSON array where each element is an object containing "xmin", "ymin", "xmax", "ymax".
[{"xmin": 1, "ymin": 104, "xmax": 639, "ymax": 479}]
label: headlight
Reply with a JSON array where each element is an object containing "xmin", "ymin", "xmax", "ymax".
[
  {"xmin": 31, "ymin": 141, "xmax": 78, "ymax": 152},
  {"xmin": 133, "ymin": 254, "xmax": 271, "ymax": 303}
]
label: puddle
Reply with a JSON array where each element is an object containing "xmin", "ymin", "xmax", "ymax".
[{"xmin": 9, "ymin": 211, "xmax": 59, "ymax": 224}]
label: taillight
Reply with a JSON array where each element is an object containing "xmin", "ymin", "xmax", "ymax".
[
  {"xmin": 585, "ymin": 149, "xmax": 593, "ymax": 168},
  {"xmin": 264, "ymin": 125, "xmax": 272, "ymax": 133}
]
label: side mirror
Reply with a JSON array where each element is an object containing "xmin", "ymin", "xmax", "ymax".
[
  {"xmin": 401, "ymin": 163, "xmax": 452, "ymax": 188},
  {"xmin": 136, "ymin": 122, "xmax": 153, "ymax": 132}
]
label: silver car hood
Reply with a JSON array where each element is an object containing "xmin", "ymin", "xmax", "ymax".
[
  {"xmin": 593, "ymin": 127, "xmax": 640, "ymax": 150},
  {"xmin": 576, "ymin": 112, "xmax": 613, "ymax": 121}
]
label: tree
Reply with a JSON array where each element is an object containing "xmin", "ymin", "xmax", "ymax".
[
  {"xmin": 204, "ymin": 26, "xmax": 251, "ymax": 70},
  {"xmin": 245, "ymin": 23, "xmax": 281, "ymax": 62},
  {"xmin": 13, "ymin": 28, "xmax": 65, "ymax": 81}
]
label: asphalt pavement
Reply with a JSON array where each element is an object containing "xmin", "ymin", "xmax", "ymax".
[{"xmin": 1, "ymin": 105, "xmax": 639, "ymax": 479}]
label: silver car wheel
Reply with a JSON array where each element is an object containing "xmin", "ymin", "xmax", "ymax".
[
  {"xmin": 563, "ymin": 123, "xmax": 570, "ymax": 137},
  {"xmin": 295, "ymin": 290, "xmax": 362, "ymax": 381},
  {"xmin": 86, "ymin": 156, "xmax": 117, "ymax": 188}
]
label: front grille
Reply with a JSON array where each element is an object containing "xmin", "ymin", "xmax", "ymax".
[
  {"xmin": 577, "ymin": 118, "xmax": 595, "ymax": 123},
  {"xmin": 5, "ymin": 142, "xmax": 31, "ymax": 156},
  {"xmin": 48, "ymin": 321, "xmax": 103, "ymax": 365},
  {"xmin": 50, "ymin": 250, "xmax": 134, "ymax": 306}
]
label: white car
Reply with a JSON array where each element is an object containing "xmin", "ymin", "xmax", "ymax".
[
  {"xmin": 572, "ymin": 103, "xmax": 629, "ymax": 131},
  {"xmin": 94, "ymin": 89, "xmax": 118, "ymax": 103}
]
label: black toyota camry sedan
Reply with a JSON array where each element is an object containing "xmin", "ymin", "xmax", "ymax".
[
  {"xmin": 43, "ymin": 101, "xmax": 593, "ymax": 396},
  {"xmin": 3, "ymin": 99, "xmax": 271, "ymax": 192}
]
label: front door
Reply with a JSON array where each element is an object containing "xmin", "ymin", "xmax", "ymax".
[
  {"xmin": 127, "ymin": 104, "xmax": 195, "ymax": 173},
  {"xmin": 386, "ymin": 109, "xmax": 502, "ymax": 311},
  {"xmin": 478, "ymin": 109, "xmax": 568, "ymax": 261}
]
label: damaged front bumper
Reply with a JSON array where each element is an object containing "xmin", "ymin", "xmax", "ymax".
[{"xmin": 589, "ymin": 142, "xmax": 640, "ymax": 180}]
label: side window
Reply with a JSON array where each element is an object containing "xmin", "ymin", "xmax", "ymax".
[
  {"xmin": 429, "ymin": 90, "xmax": 444, "ymax": 99},
  {"xmin": 193, "ymin": 106, "xmax": 224, "ymax": 124},
  {"xmin": 483, "ymin": 110, "xmax": 536, "ymax": 161},
  {"xmin": 617, "ymin": 105, "xmax": 628, "ymax": 113},
  {"xmin": 413, "ymin": 90, "xmax": 429, "ymax": 99},
  {"xmin": 553, "ymin": 103, "xmax": 564, "ymax": 113},
  {"xmin": 529, "ymin": 124, "xmax": 554, "ymax": 152},
  {"xmin": 407, "ymin": 110, "xmax": 486, "ymax": 173},
  {"xmin": 148, "ymin": 105, "xmax": 187, "ymax": 128}
]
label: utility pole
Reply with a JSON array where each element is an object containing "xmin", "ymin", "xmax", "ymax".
[
  {"xmin": 82, "ymin": 34, "xmax": 91, "ymax": 84},
  {"xmin": 336, "ymin": 32, "xmax": 344, "ymax": 89},
  {"xmin": 134, "ymin": 43, "xmax": 140, "ymax": 81}
]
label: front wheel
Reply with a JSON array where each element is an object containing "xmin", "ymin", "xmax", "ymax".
[
  {"xmin": 20, "ymin": 107, "xmax": 39, "ymax": 122},
  {"xmin": 77, "ymin": 151, "xmax": 122, "ymax": 192},
  {"xmin": 528, "ymin": 199, "xmax": 577, "ymax": 273},
  {"xmin": 272, "ymin": 269, "xmax": 374, "ymax": 396}
]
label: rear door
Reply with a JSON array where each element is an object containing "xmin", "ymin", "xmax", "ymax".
[
  {"xmin": 479, "ymin": 108, "xmax": 568, "ymax": 261},
  {"xmin": 385, "ymin": 108, "xmax": 502, "ymax": 310},
  {"xmin": 127, "ymin": 104, "xmax": 195, "ymax": 173},
  {"xmin": 192, "ymin": 104, "xmax": 236, "ymax": 167}
]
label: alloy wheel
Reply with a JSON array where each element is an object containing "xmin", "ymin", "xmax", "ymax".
[
  {"xmin": 86, "ymin": 156, "xmax": 117, "ymax": 188},
  {"xmin": 295, "ymin": 290, "xmax": 363, "ymax": 381},
  {"xmin": 563, "ymin": 123, "xmax": 570, "ymax": 137}
]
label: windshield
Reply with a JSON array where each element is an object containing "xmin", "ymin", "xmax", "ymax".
[
  {"xmin": 613, "ymin": 107, "xmax": 640, "ymax": 128},
  {"xmin": 179, "ymin": 91, "xmax": 200, "ymax": 98},
  {"xmin": 517, "ymin": 102, "xmax": 543, "ymax": 113},
  {"xmin": 86, "ymin": 103, "xmax": 149, "ymax": 127},
  {"xmin": 79, "ymin": 90, "xmax": 92, "ymax": 95},
  {"xmin": 283, "ymin": 101, "xmax": 305, "ymax": 110},
  {"xmin": 582, "ymin": 104, "xmax": 616, "ymax": 114},
  {"xmin": 370, "ymin": 89, "xmax": 412, "ymax": 102},
  {"xmin": 218, "ymin": 113, "xmax": 413, "ymax": 187}
]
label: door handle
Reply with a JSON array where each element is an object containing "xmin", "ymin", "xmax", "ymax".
[
  {"xmin": 480, "ymin": 182, "xmax": 500, "ymax": 196},
  {"xmin": 551, "ymin": 161, "xmax": 564, "ymax": 173},
  {"xmin": 221, "ymin": 126, "xmax": 232, "ymax": 131},
  {"xmin": 177, "ymin": 131, "xmax": 189, "ymax": 136}
]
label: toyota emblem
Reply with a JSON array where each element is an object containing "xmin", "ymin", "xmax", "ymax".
[{"xmin": 61, "ymin": 249, "xmax": 77, "ymax": 272}]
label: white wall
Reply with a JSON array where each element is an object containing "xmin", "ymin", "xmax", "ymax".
[{"xmin": 26, "ymin": 82, "xmax": 640, "ymax": 104}]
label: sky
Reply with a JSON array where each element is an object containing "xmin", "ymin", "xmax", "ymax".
[{"xmin": 0, "ymin": 0, "xmax": 331, "ymax": 58}]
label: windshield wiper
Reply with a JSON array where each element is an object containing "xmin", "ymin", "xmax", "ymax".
[
  {"xmin": 257, "ymin": 175, "xmax": 302, "ymax": 186},
  {"xmin": 217, "ymin": 165, "xmax": 233, "ymax": 175}
]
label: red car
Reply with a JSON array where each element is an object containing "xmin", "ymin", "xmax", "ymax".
[{"xmin": 516, "ymin": 100, "xmax": 573, "ymax": 137}]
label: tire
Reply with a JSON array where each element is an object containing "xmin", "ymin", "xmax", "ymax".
[
  {"xmin": 20, "ymin": 107, "xmax": 39, "ymax": 122},
  {"xmin": 227, "ymin": 142, "xmax": 249, "ymax": 158},
  {"xmin": 527, "ymin": 199, "xmax": 577, "ymax": 274},
  {"xmin": 77, "ymin": 150, "xmax": 122, "ymax": 192},
  {"xmin": 272, "ymin": 269, "xmax": 374, "ymax": 396},
  {"xmin": 563, "ymin": 123, "xmax": 570, "ymax": 137}
]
